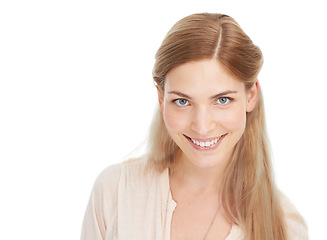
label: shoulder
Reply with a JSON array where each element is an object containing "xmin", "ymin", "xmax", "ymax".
[
  {"xmin": 93, "ymin": 155, "xmax": 154, "ymax": 192},
  {"xmin": 82, "ymin": 156, "xmax": 160, "ymax": 239},
  {"xmin": 88, "ymin": 162, "xmax": 123, "ymax": 214},
  {"xmin": 279, "ymin": 192, "xmax": 309, "ymax": 240},
  {"xmin": 93, "ymin": 162, "xmax": 122, "ymax": 192}
]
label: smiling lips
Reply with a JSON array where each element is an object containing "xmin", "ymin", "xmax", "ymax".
[{"xmin": 184, "ymin": 134, "xmax": 227, "ymax": 150}]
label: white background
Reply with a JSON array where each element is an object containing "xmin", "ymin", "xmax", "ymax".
[{"xmin": 0, "ymin": 0, "xmax": 326, "ymax": 239}]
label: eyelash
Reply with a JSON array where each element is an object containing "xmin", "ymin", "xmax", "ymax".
[
  {"xmin": 173, "ymin": 98, "xmax": 190, "ymax": 106},
  {"xmin": 172, "ymin": 97, "xmax": 233, "ymax": 106},
  {"xmin": 216, "ymin": 97, "xmax": 233, "ymax": 105}
]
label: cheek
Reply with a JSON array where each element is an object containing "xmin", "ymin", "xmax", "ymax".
[
  {"xmin": 163, "ymin": 105, "xmax": 188, "ymax": 133},
  {"xmin": 218, "ymin": 106, "xmax": 247, "ymax": 132}
]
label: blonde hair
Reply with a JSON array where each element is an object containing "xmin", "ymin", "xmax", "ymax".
[{"xmin": 147, "ymin": 13, "xmax": 302, "ymax": 239}]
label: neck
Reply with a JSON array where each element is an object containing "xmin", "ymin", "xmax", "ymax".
[{"xmin": 170, "ymin": 152, "xmax": 228, "ymax": 195}]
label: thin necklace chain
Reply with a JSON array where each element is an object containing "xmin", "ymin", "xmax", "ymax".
[
  {"xmin": 203, "ymin": 203, "xmax": 221, "ymax": 240},
  {"xmin": 168, "ymin": 167, "xmax": 222, "ymax": 240}
]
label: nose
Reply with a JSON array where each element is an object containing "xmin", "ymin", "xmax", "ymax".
[{"xmin": 191, "ymin": 106, "xmax": 216, "ymax": 136}]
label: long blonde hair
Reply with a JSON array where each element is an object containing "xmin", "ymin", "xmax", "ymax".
[{"xmin": 148, "ymin": 13, "xmax": 294, "ymax": 239}]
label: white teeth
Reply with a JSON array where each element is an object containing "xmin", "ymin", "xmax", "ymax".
[{"xmin": 190, "ymin": 135, "xmax": 224, "ymax": 147}]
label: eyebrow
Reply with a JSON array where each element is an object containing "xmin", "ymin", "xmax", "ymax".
[{"xmin": 168, "ymin": 90, "xmax": 238, "ymax": 100}]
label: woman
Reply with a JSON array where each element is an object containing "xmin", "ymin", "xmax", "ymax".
[{"xmin": 81, "ymin": 13, "xmax": 308, "ymax": 240}]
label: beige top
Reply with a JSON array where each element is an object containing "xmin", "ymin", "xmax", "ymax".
[{"xmin": 81, "ymin": 157, "xmax": 308, "ymax": 240}]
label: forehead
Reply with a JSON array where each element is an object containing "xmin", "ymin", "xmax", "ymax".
[{"xmin": 165, "ymin": 59, "xmax": 245, "ymax": 94}]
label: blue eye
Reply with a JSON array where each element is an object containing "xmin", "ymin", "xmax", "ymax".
[
  {"xmin": 217, "ymin": 97, "xmax": 231, "ymax": 104},
  {"xmin": 174, "ymin": 98, "xmax": 189, "ymax": 106}
]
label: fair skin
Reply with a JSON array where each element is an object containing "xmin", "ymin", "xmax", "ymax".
[{"xmin": 157, "ymin": 59, "xmax": 258, "ymax": 240}]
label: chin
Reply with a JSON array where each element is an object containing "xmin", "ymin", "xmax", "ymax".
[{"xmin": 184, "ymin": 151, "xmax": 230, "ymax": 169}]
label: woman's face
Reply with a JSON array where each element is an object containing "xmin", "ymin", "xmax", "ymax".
[{"xmin": 158, "ymin": 59, "xmax": 258, "ymax": 169}]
